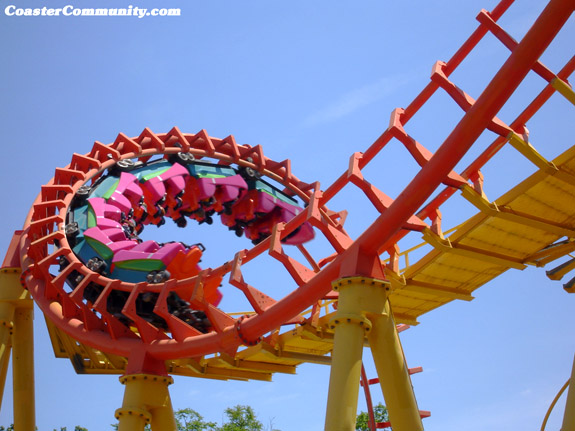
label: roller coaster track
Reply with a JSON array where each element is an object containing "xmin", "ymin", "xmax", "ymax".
[{"xmin": 2, "ymin": 0, "xmax": 575, "ymax": 430}]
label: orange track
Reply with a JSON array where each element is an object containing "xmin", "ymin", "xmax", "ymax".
[{"xmin": 15, "ymin": 0, "xmax": 575, "ymax": 377}]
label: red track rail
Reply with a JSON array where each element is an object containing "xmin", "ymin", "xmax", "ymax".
[{"xmin": 240, "ymin": 0, "xmax": 575, "ymax": 342}]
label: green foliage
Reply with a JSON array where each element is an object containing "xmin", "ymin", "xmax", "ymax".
[
  {"xmin": 0, "ymin": 427, "xmax": 84, "ymax": 431},
  {"xmin": 0, "ymin": 426, "xmax": 35, "ymax": 431},
  {"xmin": 175, "ymin": 408, "xmax": 218, "ymax": 431},
  {"xmin": 4, "ymin": 404, "xmax": 278, "ymax": 431},
  {"xmin": 53, "ymin": 427, "xmax": 88, "ymax": 431},
  {"xmin": 111, "ymin": 408, "xmax": 218, "ymax": 431},
  {"xmin": 220, "ymin": 405, "xmax": 263, "ymax": 431},
  {"xmin": 0, "ymin": 400, "xmax": 387, "ymax": 431},
  {"xmin": 356, "ymin": 402, "xmax": 389, "ymax": 431}
]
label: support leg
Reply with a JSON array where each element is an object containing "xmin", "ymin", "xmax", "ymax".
[
  {"xmin": 116, "ymin": 374, "xmax": 177, "ymax": 431},
  {"xmin": 0, "ymin": 268, "xmax": 35, "ymax": 431},
  {"xmin": 368, "ymin": 301, "xmax": 422, "ymax": 431},
  {"xmin": 324, "ymin": 277, "xmax": 422, "ymax": 431},
  {"xmin": 0, "ymin": 302, "xmax": 15, "ymax": 409},
  {"xmin": 324, "ymin": 312, "xmax": 366, "ymax": 430},
  {"xmin": 0, "ymin": 342, "xmax": 11, "ymax": 411},
  {"xmin": 561, "ymin": 353, "xmax": 575, "ymax": 431},
  {"xmin": 325, "ymin": 277, "xmax": 383, "ymax": 431},
  {"xmin": 12, "ymin": 305, "xmax": 35, "ymax": 431}
]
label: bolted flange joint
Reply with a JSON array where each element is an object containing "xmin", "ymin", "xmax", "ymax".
[
  {"xmin": 119, "ymin": 374, "xmax": 174, "ymax": 385},
  {"xmin": 235, "ymin": 314, "xmax": 263, "ymax": 346},
  {"xmin": 114, "ymin": 407, "xmax": 152, "ymax": 424},
  {"xmin": 331, "ymin": 276, "xmax": 390, "ymax": 292},
  {"xmin": 18, "ymin": 267, "xmax": 31, "ymax": 289},
  {"xmin": 328, "ymin": 312, "xmax": 372, "ymax": 333}
]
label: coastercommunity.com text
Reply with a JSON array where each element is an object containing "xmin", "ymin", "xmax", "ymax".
[{"xmin": 4, "ymin": 5, "xmax": 181, "ymax": 18}]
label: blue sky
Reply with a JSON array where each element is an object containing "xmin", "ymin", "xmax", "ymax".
[{"xmin": 1, "ymin": 0, "xmax": 574, "ymax": 430}]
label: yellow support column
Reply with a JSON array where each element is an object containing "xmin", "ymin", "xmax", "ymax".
[
  {"xmin": 0, "ymin": 267, "xmax": 35, "ymax": 431},
  {"xmin": 116, "ymin": 374, "xmax": 177, "ymax": 431},
  {"xmin": 368, "ymin": 300, "xmax": 422, "ymax": 431},
  {"xmin": 561, "ymin": 354, "xmax": 575, "ymax": 431},
  {"xmin": 0, "ymin": 301, "xmax": 15, "ymax": 409},
  {"xmin": 12, "ymin": 304, "xmax": 35, "ymax": 431},
  {"xmin": 325, "ymin": 277, "xmax": 382, "ymax": 431},
  {"xmin": 324, "ymin": 276, "xmax": 422, "ymax": 431}
]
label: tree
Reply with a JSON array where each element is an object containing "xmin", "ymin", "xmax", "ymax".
[
  {"xmin": 220, "ymin": 405, "xmax": 263, "ymax": 431},
  {"xmin": 4, "ymin": 404, "xmax": 275, "ymax": 431},
  {"xmin": 111, "ymin": 408, "xmax": 216, "ymax": 431},
  {"xmin": 0, "ymin": 426, "xmax": 86, "ymax": 431},
  {"xmin": 356, "ymin": 402, "xmax": 390, "ymax": 431},
  {"xmin": 175, "ymin": 408, "xmax": 218, "ymax": 431}
]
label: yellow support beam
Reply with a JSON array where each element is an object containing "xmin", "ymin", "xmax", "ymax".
[
  {"xmin": 216, "ymin": 353, "xmax": 297, "ymax": 375},
  {"xmin": 461, "ymin": 185, "xmax": 575, "ymax": 238},
  {"xmin": 422, "ymin": 228, "xmax": 527, "ymax": 270},
  {"xmin": 552, "ymin": 76, "xmax": 575, "ymax": 106},
  {"xmin": 0, "ymin": 302, "xmax": 13, "ymax": 410},
  {"xmin": 404, "ymin": 279, "xmax": 474, "ymax": 301},
  {"xmin": 324, "ymin": 277, "xmax": 422, "ymax": 431},
  {"xmin": 387, "ymin": 269, "xmax": 474, "ymax": 301},
  {"xmin": 245, "ymin": 341, "xmax": 333, "ymax": 366},
  {"xmin": 13, "ymin": 305, "xmax": 34, "ymax": 431},
  {"xmin": 203, "ymin": 365, "xmax": 272, "ymax": 382},
  {"xmin": 561, "ymin": 354, "xmax": 575, "ymax": 431},
  {"xmin": 0, "ymin": 268, "xmax": 35, "ymax": 431},
  {"xmin": 116, "ymin": 374, "xmax": 177, "ymax": 431},
  {"xmin": 368, "ymin": 299, "xmax": 422, "ymax": 431},
  {"xmin": 507, "ymin": 132, "xmax": 558, "ymax": 173},
  {"xmin": 506, "ymin": 132, "xmax": 575, "ymax": 187},
  {"xmin": 527, "ymin": 240, "xmax": 575, "ymax": 267},
  {"xmin": 279, "ymin": 350, "xmax": 332, "ymax": 366},
  {"xmin": 324, "ymin": 280, "xmax": 370, "ymax": 431}
]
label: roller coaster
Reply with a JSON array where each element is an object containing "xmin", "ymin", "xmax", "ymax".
[{"xmin": 1, "ymin": 0, "xmax": 574, "ymax": 430}]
